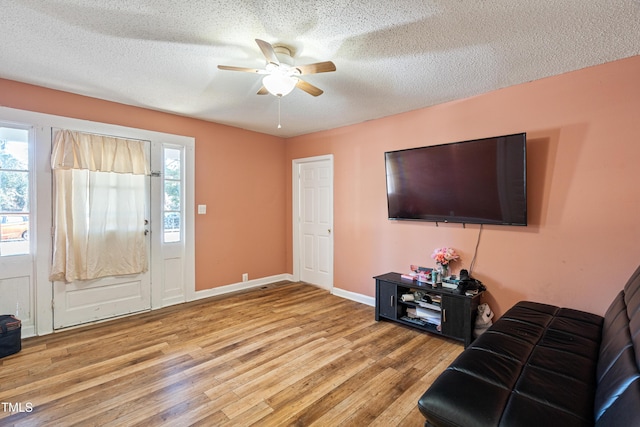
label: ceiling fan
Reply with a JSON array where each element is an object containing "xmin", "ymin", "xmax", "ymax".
[{"xmin": 217, "ymin": 39, "xmax": 336, "ymax": 97}]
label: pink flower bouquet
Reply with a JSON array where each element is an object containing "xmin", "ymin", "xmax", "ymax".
[{"xmin": 431, "ymin": 247, "xmax": 459, "ymax": 266}]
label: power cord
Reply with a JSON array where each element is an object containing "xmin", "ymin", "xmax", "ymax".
[{"xmin": 469, "ymin": 224, "xmax": 483, "ymax": 275}]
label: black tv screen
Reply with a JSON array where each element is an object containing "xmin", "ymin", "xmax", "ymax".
[{"xmin": 385, "ymin": 133, "xmax": 527, "ymax": 225}]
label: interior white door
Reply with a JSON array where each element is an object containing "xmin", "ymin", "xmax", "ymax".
[
  {"xmin": 297, "ymin": 157, "xmax": 333, "ymax": 290},
  {"xmin": 52, "ymin": 139, "xmax": 152, "ymax": 329}
]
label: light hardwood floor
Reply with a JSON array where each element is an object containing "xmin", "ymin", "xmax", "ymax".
[{"xmin": 0, "ymin": 282, "xmax": 463, "ymax": 426}]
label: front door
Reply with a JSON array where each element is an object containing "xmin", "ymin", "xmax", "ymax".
[
  {"xmin": 295, "ymin": 156, "xmax": 334, "ymax": 290},
  {"xmin": 52, "ymin": 136, "xmax": 152, "ymax": 329}
]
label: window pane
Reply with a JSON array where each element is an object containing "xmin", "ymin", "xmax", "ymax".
[
  {"xmin": 164, "ymin": 148, "xmax": 181, "ymax": 180},
  {"xmin": 164, "ymin": 212, "xmax": 180, "ymax": 243},
  {"xmin": 163, "ymin": 147, "xmax": 182, "ymax": 244},
  {"xmin": 0, "ymin": 214, "xmax": 29, "ymax": 256},
  {"xmin": 0, "ymin": 127, "xmax": 29, "ymax": 170},
  {"xmin": 0, "ymin": 171, "xmax": 30, "ymax": 212},
  {"xmin": 0, "ymin": 127, "xmax": 29, "ymax": 257},
  {"xmin": 164, "ymin": 181, "xmax": 181, "ymax": 211}
]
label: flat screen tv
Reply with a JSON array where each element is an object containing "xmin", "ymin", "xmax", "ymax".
[{"xmin": 385, "ymin": 133, "xmax": 527, "ymax": 225}]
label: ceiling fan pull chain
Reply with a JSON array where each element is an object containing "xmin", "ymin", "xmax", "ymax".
[{"xmin": 277, "ymin": 95, "xmax": 282, "ymax": 129}]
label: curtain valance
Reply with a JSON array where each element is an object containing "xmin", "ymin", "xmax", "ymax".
[{"xmin": 51, "ymin": 130, "xmax": 149, "ymax": 175}]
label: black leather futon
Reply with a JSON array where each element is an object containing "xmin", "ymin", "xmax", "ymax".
[{"xmin": 418, "ymin": 265, "xmax": 640, "ymax": 427}]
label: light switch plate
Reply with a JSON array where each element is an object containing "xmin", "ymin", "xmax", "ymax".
[{"xmin": 198, "ymin": 204, "xmax": 206, "ymax": 214}]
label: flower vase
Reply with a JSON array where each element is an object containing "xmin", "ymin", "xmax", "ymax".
[{"xmin": 440, "ymin": 264, "xmax": 449, "ymax": 281}]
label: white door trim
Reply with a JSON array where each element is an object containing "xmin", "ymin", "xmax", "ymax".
[{"xmin": 292, "ymin": 154, "xmax": 334, "ymax": 288}]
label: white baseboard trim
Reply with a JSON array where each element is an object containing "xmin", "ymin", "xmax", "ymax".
[
  {"xmin": 332, "ymin": 287, "xmax": 375, "ymax": 307},
  {"xmin": 190, "ymin": 273, "xmax": 295, "ymax": 301},
  {"xmin": 192, "ymin": 276, "xmax": 375, "ymax": 308}
]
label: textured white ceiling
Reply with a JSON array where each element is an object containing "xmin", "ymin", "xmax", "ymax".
[{"xmin": 1, "ymin": 1, "xmax": 639, "ymax": 137}]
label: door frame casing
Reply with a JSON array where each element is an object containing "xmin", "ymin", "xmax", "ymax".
[{"xmin": 292, "ymin": 154, "xmax": 334, "ymax": 289}]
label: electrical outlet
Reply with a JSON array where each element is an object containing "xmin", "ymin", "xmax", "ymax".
[{"xmin": 242, "ymin": 273, "xmax": 248, "ymax": 282}]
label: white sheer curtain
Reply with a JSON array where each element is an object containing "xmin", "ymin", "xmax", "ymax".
[{"xmin": 50, "ymin": 130, "xmax": 149, "ymax": 282}]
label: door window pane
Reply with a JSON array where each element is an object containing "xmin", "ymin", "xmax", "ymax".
[
  {"xmin": 164, "ymin": 181, "xmax": 181, "ymax": 211},
  {"xmin": 0, "ymin": 127, "xmax": 30, "ymax": 256},
  {"xmin": 164, "ymin": 148, "xmax": 181, "ymax": 180},
  {"xmin": 164, "ymin": 212, "xmax": 181, "ymax": 243},
  {"xmin": 0, "ymin": 171, "xmax": 29, "ymax": 211},
  {"xmin": 163, "ymin": 148, "xmax": 182, "ymax": 243}
]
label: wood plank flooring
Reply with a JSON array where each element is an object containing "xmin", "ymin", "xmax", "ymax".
[{"xmin": 0, "ymin": 282, "xmax": 463, "ymax": 426}]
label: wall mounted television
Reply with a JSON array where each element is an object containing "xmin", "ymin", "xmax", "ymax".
[{"xmin": 385, "ymin": 133, "xmax": 527, "ymax": 226}]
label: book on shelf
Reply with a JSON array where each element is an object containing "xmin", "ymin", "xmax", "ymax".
[
  {"xmin": 416, "ymin": 307, "xmax": 441, "ymax": 322},
  {"xmin": 417, "ymin": 301, "xmax": 442, "ymax": 311},
  {"xmin": 401, "ymin": 272, "xmax": 417, "ymax": 281},
  {"xmin": 406, "ymin": 307, "xmax": 441, "ymax": 326},
  {"xmin": 429, "ymin": 295, "xmax": 442, "ymax": 304}
]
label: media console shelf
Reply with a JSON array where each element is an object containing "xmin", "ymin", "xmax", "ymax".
[{"xmin": 374, "ymin": 272, "xmax": 483, "ymax": 347}]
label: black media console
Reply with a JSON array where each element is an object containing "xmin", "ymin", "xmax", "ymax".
[{"xmin": 374, "ymin": 272, "xmax": 482, "ymax": 347}]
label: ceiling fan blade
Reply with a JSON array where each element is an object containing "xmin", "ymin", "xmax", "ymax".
[
  {"xmin": 217, "ymin": 65, "xmax": 266, "ymax": 74},
  {"xmin": 255, "ymin": 39, "xmax": 280, "ymax": 65},
  {"xmin": 296, "ymin": 79, "xmax": 324, "ymax": 96},
  {"xmin": 295, "ymin": 61, "xmax": 336, "ymax": 75},
  {"xmin": 257, "ymin": 86, "xmax": 269, "ymax": 95}
]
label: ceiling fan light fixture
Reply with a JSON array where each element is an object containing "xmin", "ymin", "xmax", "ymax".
[
  {"xmin": 218, "ymin": 39, "xmax": 334, "ymax": 98},
  {"xmin": 262, "ymin": 73, "xmax": 297, "ymax": 97}
]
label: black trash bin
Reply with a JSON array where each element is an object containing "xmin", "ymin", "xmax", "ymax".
[{"xmin": 0, "ymin": 315, "xmax": 21, "ymax": 359}]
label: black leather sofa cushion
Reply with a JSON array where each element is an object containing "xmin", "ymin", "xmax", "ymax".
[
  {"xmin": 418, "ymin": 264, "xmax": 640, "ymax": 427},
  {"xmin": 418, "ymin": 302, "xmax": 603, "ymax": 426}
]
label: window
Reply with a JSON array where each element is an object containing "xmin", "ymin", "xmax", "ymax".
[
  {"xmin": 0, "ymin": 126, "xmax": 30, "ymax": 256},
  {"xmin": 163, "ymin": 147, "xmax": 182, "ymax": 243}
]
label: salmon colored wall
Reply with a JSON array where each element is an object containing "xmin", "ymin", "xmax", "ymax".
[
  {"xmin": 0, "ymin": 79, "xmax": 287, "ymax": 290},
  {"xmin": 285, "ymin": 55, "xmax": 640, "ymax": 317}
]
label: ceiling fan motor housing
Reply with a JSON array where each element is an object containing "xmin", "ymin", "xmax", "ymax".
[{"xmin": 272, "ymin": 45, "xmax": 295, "ymax": 65}]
